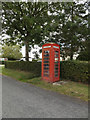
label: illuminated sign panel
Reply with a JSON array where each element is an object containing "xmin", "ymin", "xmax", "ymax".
[
  {"xmin": 53, "ymin": 46, "xmax": 59, "ymax": 49},
  {"xmin": 43, "ymin": 46, "xmax": 51, "ymax": 48}
]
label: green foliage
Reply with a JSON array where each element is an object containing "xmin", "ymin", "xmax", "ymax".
[
  {"xmin": 2, "ymin": 2, "xmax": 58, "ymax": 61},
  {"xmin": 5, "ymin": 61, "xmax": 41, "ymax": 76},
  {"xmin": 77, "ymin": 51, "xmax": 89, "ymax": 61},
  {"xmin": 1, "ymin": 45, "xmax": 22, "ymax": 60},
  {"xmin": 77, "ymin": 39, "xmax": 89, "ymax": 61},
  {"xmin": 54, "ymin": 2, "xmax": 89, "ymax": 60},
  {"xmin": 5, "ymin": 60, "xmax": 88, "ymax": 83},
  {"xmin": 60, "ymin": 61, "xmax": 88, "ymax": 83},
  {"xmin": 2, "ymin": 2, "xmax": 89, "ymax": 61},
  {"xmin": 0, "ymin": 45, "xmax": 2, "ymax": 54}
]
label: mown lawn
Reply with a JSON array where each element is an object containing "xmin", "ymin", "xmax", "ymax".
[{"xmin": 1, "ymin": 66, "xmax": 88, "ymax": 101}]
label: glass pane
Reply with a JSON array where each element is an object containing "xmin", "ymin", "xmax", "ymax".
[
  {"xmin": 44, "ymin": 54, "xmax": 49, "ymax": 57},
  {"xmin": 54, "ymin": 50, "xmax": 59, "ymax": 77},
  {"xmin": 55, "ymin": 54, "xmax": 58, "ymax": 57},
  {"xmin": 44, "ymin": 74, "xmax": 49, "ymax": 77},
  {"xmin": 44, "ymin": 71, "xmax": 49, "ymax": 73},
  {"xmin": 43, "ymin": 50, "xmax": 50, "ymax": 77},
  {"xmin": 55, "ymin": 68, "xmax": 58, "ymax": 70},
  {"xmin": 55, "ymin": 64, "xmax": 58, "ymax": 67},
  {"xmin": 55, "ymin": 51, "xmax": 58, "ymax": 54},
  {"xmin": 44, "ymin": 68, "xmax": 49, "ymax": 70},
  {"xmin": 44, "ymin": 51, "xmax": 49, "ymax": 53},
  {"xmin": 44, "ymin": 58, "xmax": 49, "ymax": 60},
  {"xmin": 44, "ymin": 61, "xmax": 49, "ymax": 63},
  {"xmin": 55, "ymin": 74, "xmax": 58, "ymax": 77}
]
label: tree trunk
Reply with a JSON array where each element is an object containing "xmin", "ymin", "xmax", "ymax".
[
  {"xmin": 70, "ymin": 3, "xmax": 74, "ymax": 60},
  {"xmin": 70, "ymin": 46, "xmax": 73, "ymax": 60},
  {"xmin": 25, "ymin": 41, "xmax": 29, "ymax": 61}
]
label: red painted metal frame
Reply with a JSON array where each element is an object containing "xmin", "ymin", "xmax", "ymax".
[{"xmin": 42, "ymin": 43, "xmax": 60, "ymax": 83}]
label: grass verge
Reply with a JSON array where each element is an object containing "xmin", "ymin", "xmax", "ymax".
[{"xmin": 1, "ymin": 66, "xmax": 88, "ymax": 101}]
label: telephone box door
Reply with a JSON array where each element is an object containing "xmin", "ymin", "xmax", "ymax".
[
  {"xmin": 53, "ymin": 49, "xmax": 60, "ymax": 82},
  {"xmin": 42, "ymin": 49, "xmax": 50, "ymax": 81}
]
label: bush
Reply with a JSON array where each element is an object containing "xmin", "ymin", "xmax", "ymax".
[
  {"xmin": 5, "ymin": 60, "xmax": 89, "ymax": 83},
  {"xmin": 76, "ymin": 51, "xmax": 89, "ymax": 61},
  {"xmin": 5, "ymin": 61, "xmax": 41, "ymax": 77},
  {"xmin": 60, "ymin": 61, "xmax": 89, "ymax": 83},
  {"xmin": 2, "ymin": 45, "xmax": 22, "ymax": 60}
]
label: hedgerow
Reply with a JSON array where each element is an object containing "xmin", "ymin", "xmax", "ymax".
[
  {"xmin": 5, "ymin": 60, "xmax": 88, "ymax": 83},
  {"xmin": 5, "ymin": 61, "xmax": 41, "ymax": 77},
  {"xmin": 60, "ymin": 61, "xmax": 88, "ymax": 83}
]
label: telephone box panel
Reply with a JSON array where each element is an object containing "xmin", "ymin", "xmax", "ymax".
[{"xmin": 42, "ymin": 43, "xmax": 60, "ymax": 83}]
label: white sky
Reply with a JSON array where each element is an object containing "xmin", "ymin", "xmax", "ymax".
[{"xmin": 21, "ymin": 45, "xmax": 42, "ymax": 59}]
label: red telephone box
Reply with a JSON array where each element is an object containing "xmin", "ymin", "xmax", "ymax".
[{"xmin": 42, "ymin": 43, "xmax": 60, "ymax": 82}]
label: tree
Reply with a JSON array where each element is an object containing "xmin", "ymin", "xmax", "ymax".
[
  {"xmin": 50, "ymin": 2, "xmax": 89, "ymax": 60},
  {"xmin": 63, "ymin": 2, "xmax": 88, "ymax": 60},
  {"xmin": 77, "ymin": 1, "xmax": 89, "ymax": 61},
  {"xmin": 2, "ymin": 2, "xmax": 58, "ymax": 61},
  {"xmin": 0, "ymin": 45, "xmax": 2, "ymax": 57},
  {"xmin": 33, "ymin": 51, "xmax": 39, "ymax": 60},
  {"xmin": 77, "ymin": 51, "xmax": 88, "ymax": 61},
  {"xmin": 2, "ymin": 2, "xmax": 89, "ymax": 61},
  {"xmin": 1, "ymin": 45, "xmax": 22, "ymax": 60},
  {"xmin": 77, "ymin": 38, "xmax": 89, "ymax": 61}
]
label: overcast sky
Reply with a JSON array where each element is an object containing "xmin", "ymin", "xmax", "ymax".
[{"xmin": 21, "ymin": 45, "xmax": 42, "ymax": 59}]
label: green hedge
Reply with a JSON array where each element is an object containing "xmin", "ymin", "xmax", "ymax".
[
  {"xmin": 5, "ymin": 61, "xmax": 41, "ymax": 77},
  {"xmin": 5, "ymin": 61, "xmax": 89, "ymax": 83},
  {"xmin": 60, "ymin": 61, "xmax": 89, "ymax": 83}
]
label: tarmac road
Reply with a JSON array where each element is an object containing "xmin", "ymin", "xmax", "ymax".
[{"xmin": 2, "ymin": 75, "xmax": 88, "ymax": 118}]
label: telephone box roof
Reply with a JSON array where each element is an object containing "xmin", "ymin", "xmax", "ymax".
[{"xmin": 42, "ymin": 42, "xmax": 60, "ymax": 47}]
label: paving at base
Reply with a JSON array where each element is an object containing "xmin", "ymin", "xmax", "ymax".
[{"xmin": 2, "ymin": 75, "xmax": 88, "ymax": 118}]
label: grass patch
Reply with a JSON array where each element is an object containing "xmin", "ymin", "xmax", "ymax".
[
  {"xmin": 0, "ymin": 65, "xmax": 4, "ymax": 74},
  {"xmin": 1, "ymin": 67, "xmax": 37, "ymax": 82},
  {"xmin": 0, "ymin": 67, "xmax": 2, "ymax": 73},
  {"xmin": 27, "ymin": 77, "xmax": 88, "ymax": 101},
  {"xmin": 1, "ymin": 66, "xmax": 88, "ymax": 101}
]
